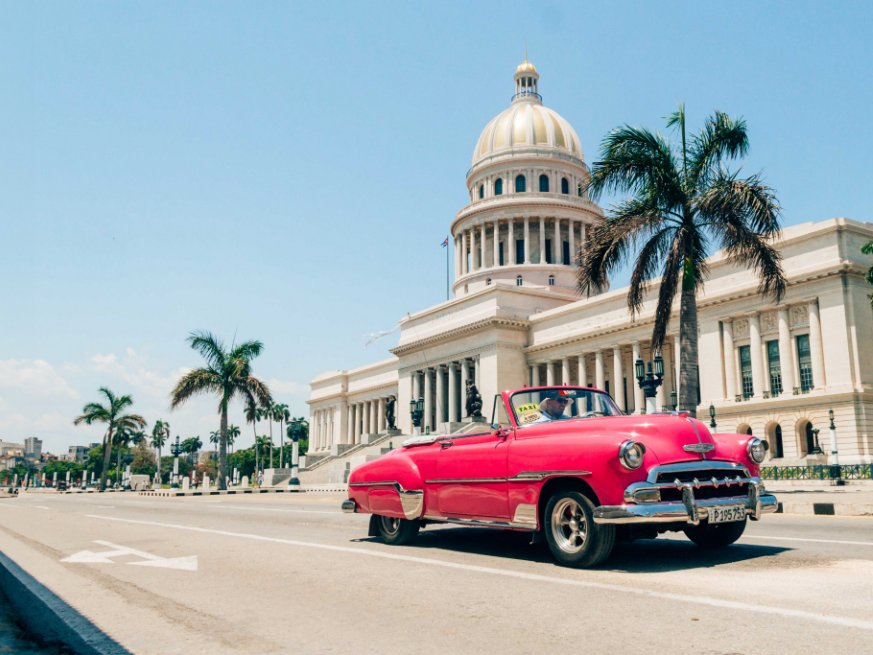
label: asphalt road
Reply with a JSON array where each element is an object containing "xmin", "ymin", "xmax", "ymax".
[{"xmin": 1, "ymin": 492, "xmax": 872, "ymax": 655}]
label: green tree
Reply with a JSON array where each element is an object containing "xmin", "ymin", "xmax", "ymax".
[
  {"xmin": 73, "ymin": 388, "xmax": 146, "ymax": 490},
  {"xmin": 862, "ymin": 241, "xmax": 873, "ymax": 308},
  {"xmin": 150, "ymin": 420, "xmax": 169, "ymax": 484},
  {"xmin": 209, "ymin": 430, "xmax": 220, "ymax": 459},
  {"xmin": 273, "ymin": 403, "xmax": 290, "ymax": 467},
  {"xmin": 130, "ymin": 441, "xmax": 157, "ymax": 476},
  {"xmin": 255, "ymin": 435, "xmax": 272, "ymax": 475},
  {"xmin": 180, "ymin": 436, "xmax": 203, "ymax": 464},
  {"xmin": 171, "ymin": 331, "xmax": 272, "ymax": 490},
  {"xmin": 244, "ymin": 400, "xmax": 261, "ymax": 473},
  {"xmin": 258, "ymin": 404, "xmax": 275, "ymax": 468},
  {"xmin": 577, "ymin": 106, "xmax": 786, "ymax": 415},
  {"xmin": 227, "ymin": 424, "xmax": 240, "ymax": 455}
]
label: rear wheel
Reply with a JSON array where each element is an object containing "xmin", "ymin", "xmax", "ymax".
[
  {"xmin": 376, "ymin": 515, "xmax": 420, "ymax": 545},
  {"xmin": 543, "ymin": 491, "xmax": 615, "ymax": 568},
  {"xmin": 684, "ymin": 518, "xmax": 747, "ymax": 548}
]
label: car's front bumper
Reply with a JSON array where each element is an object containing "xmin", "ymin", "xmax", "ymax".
[{"xmin": 593, "ymin": 480, "xmax": 777, "ymax": 525}]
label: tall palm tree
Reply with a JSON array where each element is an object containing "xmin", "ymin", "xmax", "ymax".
[
  {"xmin": 150, "ymin": 419, "xmax": 169, "ymax": 485},
  {"xmin": 209, "ymin": 430, "xmax": 220, "ymax": 460},
  {"xmin": 74, "ymin": 387, "xmax": 146, "ymax": 490},
  {"xmin": 258, "ymin": 404, "xmax": 275, "ymax": 468},
  {"xmin": 273, "ymin": 403, "xmax": 290, "ymax": 467},
  {"xmin": 578, "ymin": 106, "xmax": 786, "ymax": 415},
  {"xmin": 255, "ymin": 435, "xmax": 272, "ymax": 475},
  {"xmin": 171, "ymin": 331, "xmax": 272, "ymax": 490},
  {"xmin": 862, "ymin": 241, "xmax": 873, "ymax": 308},
  {"xmin": 181, "ymin": 436, "xmax": 203, "ymax": 465},
  {"xmin": 244, "ymin": 399, "xmax": 260, "ymax": 473}
]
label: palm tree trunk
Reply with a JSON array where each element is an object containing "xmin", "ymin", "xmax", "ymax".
[
  {"xmin": 280, "ymin": 419, "xmax": 284, "ymax": 468},
  {"xmin": 156, "ymin": 447, "xmax": 161, "ymax": 486},
  {"xmin": 678, "ymin": 284, "xmax": 700, "ymax": 417},
  {"xmin": 100, "ymin": 427, "xmax": 114, "ymax": 490},
  {"xmin": 219, "ymin": 406, "xmax": 228, "ymax": 491},
  {"xmin": 268, "ymin": 420, "xmax": 273, "ymax": 468}
]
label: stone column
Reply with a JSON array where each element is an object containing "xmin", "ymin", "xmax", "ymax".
[
  {"xmin": 777, "ymin": 308, "xmax": 796, "ymax": 394},
  {"xmin": 352, "ymin": 404, "xmax": 360, "ymax": 444},
  {"xmin": 435, "ymin": 365, "xmax": 445, "ymax": 426},
  {"xmin": 595, "ymin": 350, "xmax": 605, "ymax": 390},
  {"xmin": 533, "ymin": 363, "xmax": 541, "ymax": 386},
  {"xmin": 370, "ymin": 400, "xmax": 378, "ymax": 434},
  {"xmin": 448, "ymin": 362, "xmax": 459, "ymax": 422},
  {"xmin": 480, "ymin": 222, "xmax": 487, "ymax": 269},
  {"xmin": 546, "ymin": 360, "xmax": 555, "ymax": 385},
  {"xmin": 523, "ymin": 217, "xmax": 530, "ymax": 264},
  {"xmin": 508, "ymin": 219, "xmax": 515, "ymax": 264},
  {"xmin": 362, "ymin": 402, "xmax": 370, "ymax": 437},
  {"xmin": 808, "ymin": 299, "xmax": 826, "ymax": 389},
  {"xmin": 424, "ymin": 369, "xmax": 433, "ymax": 432},
  {"xmin": 749, "ymin": 313, "xmax": 764, "ymax": 397},
  {"xmin": 538, "ymin": 218, "xmax": 546, "ymax": 264},
  {"xmin": 632, "ymin": 342, "xmax": 644, "ymax": 413},
  {"xmin": 561, "ymin": 357, "xmax": 570, "ymax": 385},
  {"xmin": 454, "ymin": 234, "xmax": 462, "ymax": 280},
  {"xmin": 461, "ymin": 360, "xmax": 471, "ymax": 416},
  {"xmin": 492, "ymin": 222, "xmax": 500, "ymax": 268},
  {"xmin": 613, "ymin": 346, "xmax": 625, "ymax": 410},
  {"xmin": 723, "ymin": 320, "xmax": 737, "ymax": 400},
  {"xmin": 578, "ymin": 353, "xmax": 588, "ymax": 387},
  {"xmin": 470, "ymin": 229, "xmax": 477, "ymax": 271},
  {"xmin": 377, "ymin": 398, "xmax": 385, "ymax": 433},
  {"xmin": 347, "ymin": 405, "xmax": 354, "ymax": 444},
  {"xmin": 554, "ymin": 218, "xmax": 561, "ymax": 264}
]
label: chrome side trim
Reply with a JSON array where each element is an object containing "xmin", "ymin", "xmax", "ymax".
[
  {"xmin": 347, "ymin": 480, "xmax": 424, "ymax": 520},
  {"xmin": 645, "ymin": 461, "xmax": 750, "ymax": 484},
  {"xmin": 424, "ymin": 477, "xmax": 506, "ymax": 484},
  {"xmin": 512, "ymin": 503, "xmax": 538, "ymax": 528},
  {"xmin": 422, "ymin": 515, "xmax": 534, "ymax": 531},
  {"xmin": 509, "ymin": 470, "xmax": 591, "ymax": 481},
  {"xmin": 683, "ymin": 443, "xmax": 715, "ymax": 454}
]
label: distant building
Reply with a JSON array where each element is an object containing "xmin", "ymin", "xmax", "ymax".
[
  {"xmin": 24, "ymin": 437, "xmax": 42, "ymax": 459},
  {"xmin": 0, "ymin": 441, "xmax": 24, "ymax": 457},
  {"xmin": 66, "ymin": 446, "xmax": 90, "ymax": 462}
]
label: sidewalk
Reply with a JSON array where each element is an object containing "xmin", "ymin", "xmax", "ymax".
[{"xmin": 764, "ymin": 481, "xmax": 873, "ymax": 517}]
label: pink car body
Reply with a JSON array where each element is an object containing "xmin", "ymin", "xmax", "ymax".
[{"xmin": 343, "ymin": 386, "xmax": 777, "ymax": 567}]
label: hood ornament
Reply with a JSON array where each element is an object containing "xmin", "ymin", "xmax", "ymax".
[{"xmin": 683, "ymin": 443, "xmax": 715, "ymax": 454}]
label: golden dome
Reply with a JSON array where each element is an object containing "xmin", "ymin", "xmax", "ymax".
[{"xmin": 515, "ymin": 60, "xmax": 538, "ymax": 76}]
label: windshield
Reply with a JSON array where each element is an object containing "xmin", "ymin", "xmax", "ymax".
[{"xmin": 510, "ymin": 387, "xmax": 622, "ymax": 427}]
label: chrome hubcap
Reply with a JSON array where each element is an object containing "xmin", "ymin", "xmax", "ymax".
[
  {"xmin": 551, "ymin": 498, "xmax": 588, "ymax": 554},
  {"xmin": 380, "ymin": 516, "xmax": 401, "ymax": 537}
]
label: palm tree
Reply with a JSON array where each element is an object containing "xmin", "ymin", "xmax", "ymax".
[
  {"xmin": 862, "ymin": 241, "xmax": 873, "ymax": 308},
  {"xmin": 244, "ymin": 400, "xmax": 260, "ymax": 473},
  {"xmin": 258, "ymin": 404, "xmax": 275, "ymax": 468},
  {"xmin": 578, "ymin": 106, "xmax": 786, "ymax": 416},
  {"xmin": 209, "ymin": 430, "xmax": 220, "ymax": 460},
  {"xmin": 171, "ymin": 331, "xmax": 272, "ymax": 490},
  {"xmin": 181, "ymin": 436, "xmax": 203, "ymax": 465},
  {"xmin": 273, "ymin": 403, "xmax": 290, "ymax": 467},
  {"xmin": 150, "ymin": 420, "xmax": 169, "ymax": 485},
  {"xmin": 255, "ymin": 435, "xmax": 272, "ymax": 476},
  {"xmin": 227, "ymin": 424, "xmax": 240, "ymax": 455},
  {"xmin": 73, "ymin": 387, "xmax": 146, "ymax": 490}
]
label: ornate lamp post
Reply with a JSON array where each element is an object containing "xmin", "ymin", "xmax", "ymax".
[
  {"xmin": 828, "ymin": 408, "xmax": 843, "ymax": 484},
  {"xmin": 709, "ymin": 404, "xmax": 717, "ymax": 429},
  {"xmin": 288, "ymin": 419, "xmax": 306, "ymax": 490},
  {"xmin": 410, "ymin": 397, "xmax": 424, "ymax": 435},
  {"xmin": 635, "ymin": 354, "xmax": 665, "ymax": 415},
  {"xmin": 170, "ymin": 436, "xmax": 182, "ymax": 489}
]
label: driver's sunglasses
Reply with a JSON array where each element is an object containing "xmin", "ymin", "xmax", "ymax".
[{"xmin": 555, "ymin": 398, "xmax": 569, "ymax": 404}]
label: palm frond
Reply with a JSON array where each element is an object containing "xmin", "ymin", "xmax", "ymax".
[
  {"xmin": 187, "ymin": 331, "xmax": 226, "ymax": 372},
  {"xmin": 627, "ymin": 226, "xmax": 675, "ymax": 315},
  {"xmin": 651, "ymin": 234, "xmax": 687, "ymax": 352},
  {"xmin": 697, "ymin": 171, "xmax": 781, "ymax": 235},
  {"xmin": 688, "ymin": 112, "xmax": 748, "ymax": 188},
  {"xmin": 230, "ymin": 340, "xmax": 264, "ymax": 363},
  {"xmin": 170, "ymin": 368, "xmax": 223, "ymax": 408}
]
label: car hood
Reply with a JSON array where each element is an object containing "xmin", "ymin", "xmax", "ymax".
[{"xmin": 549, "ymin": 413, "xmax": 716, "ymax": 466}]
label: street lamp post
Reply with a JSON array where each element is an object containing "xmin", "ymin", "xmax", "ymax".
[
  {"xmin": 170, "ymin": 436, "xmax": 182, "ymax": 489},
  {"xmin": 634, "ymin": 355, "xmax": 665, "ymax": 415},
  {"xmin": 288, "ymin": 420, "xmax": 304, "ymax": 490},
  {"xmin": 410, "ymin": 397, "xmax": 424, "ymax": 435},
  {"xmin": 709, "ymin": 404, "xmax": 717, "ymax": 429},
  {"xmin": 828, "ymin": 408, "xmax": 843, "ymax": 485}
]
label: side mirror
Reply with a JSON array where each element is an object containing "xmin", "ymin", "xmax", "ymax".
[
  {"xmin": 491, "ymin": 422, "xmax": 500, "ymax": 430},
  {"xmin": 493, "ymin": 427, "xmax": 511, "ymax": 440}
]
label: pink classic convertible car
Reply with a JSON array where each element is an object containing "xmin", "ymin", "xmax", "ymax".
[{"xmin": 342, "ymin": 386, "xmax": 777, "ymax": 568}]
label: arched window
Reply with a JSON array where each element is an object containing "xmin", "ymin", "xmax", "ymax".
[
  {"xmin": 516, "ymin": 275, "xmax": 523, "ymax": 287},
  {"xmin": 804, "ymin": 421, "xmax": 816, "ymax": 455},
  {"xmin": 539, "ymin": 174, "xmax": 549, "ymax": 192},
  {"xmin": 773, "ymin": 425, "xmax": 784, "ymax": 458},
  {"xmin": 494, "ymin": 178, "xmax": 503, "ymax": 195},
  {"xmin": 478, "ymin": 184, "xmax": 484, "ymax": 199},
  {"xmin": 515, "ymin": 175, "xmax": 526, "ymax": 193},
  {"xmin": 561, "ymin": 177, "xmax": 569, "ymax": 194},
  {"xmin": 548, "ymin": 275, "xmax": 555, "ymax": 286}
]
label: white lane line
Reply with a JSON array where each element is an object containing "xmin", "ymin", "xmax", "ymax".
[
  {"xmin": 215, "ymin": 506, "xmax": 337, "ymax": 515},
  {"xmin": 85, "ymin": 514, "xmax": 873, "ymax": 632},
  {"xmin": 747, "ymin": 535, "xmax": 873, "ymax": 547},
  {"xmin": 35, "ymin": 506, "xmax": 50, "ymax": 510}
]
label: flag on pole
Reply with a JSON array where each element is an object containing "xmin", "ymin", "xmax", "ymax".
[{"xmin": 441, "ymin": 237, "xmax": 449, "ymax": 247}]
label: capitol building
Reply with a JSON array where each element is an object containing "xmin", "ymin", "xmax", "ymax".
[{"xmin": 307, "ymin": 60, "xmax": 873, "ymax": 472}]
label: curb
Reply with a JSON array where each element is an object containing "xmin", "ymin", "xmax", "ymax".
[
  {"xmin": 0, "ymin": 551, "xmax": 130, "ymax": 655},
  {"xmin": 138, "ymin": 487, "xmax": 303, "ymax": 497},
  {"xmin": 776, "ymin": 501, "xmax": 873, "ymax": 517}
]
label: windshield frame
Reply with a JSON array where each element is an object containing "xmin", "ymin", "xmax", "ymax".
[{"xmin": 508, "ymin": 386, "xmax": 623, "ymax": 428}]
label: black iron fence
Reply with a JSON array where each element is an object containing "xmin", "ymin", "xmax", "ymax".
[{"xmin": 761, "ymin": 464, "xmax": 873, "ymax": 480}]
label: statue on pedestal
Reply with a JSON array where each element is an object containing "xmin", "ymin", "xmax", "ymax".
[
  {"xmin": 465, "ymin": 380, "xmax": 483, "ymax": 418},
  {"xmin": 385, "ymin": 395, "xmax": 396, "ymax": 430}
]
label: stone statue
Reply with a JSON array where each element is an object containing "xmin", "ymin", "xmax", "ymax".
[
  {"xmin": 385, "ymin": 395, "xmax": 396, "ymax": 430},
  {"xmin": 465, "ymin": 380, "xmax": 483, "ymax": 418}
]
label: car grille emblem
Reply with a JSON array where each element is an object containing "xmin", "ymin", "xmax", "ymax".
[{"xmin": 683, "ymin": 443, "xmax": 715, "ymax": 453}]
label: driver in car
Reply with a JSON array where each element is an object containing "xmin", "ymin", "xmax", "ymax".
[{"xmin": 535, "ymin": 391, "xmax": 572, "ymax": 422}]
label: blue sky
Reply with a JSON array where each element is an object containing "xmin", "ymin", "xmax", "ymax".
[{"xmin": 2, "ymin": 1, "xmax": 871, "ymax": 453}]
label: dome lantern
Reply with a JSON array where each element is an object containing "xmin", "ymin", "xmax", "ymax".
[{"xmin": 513, "ymin": 59, "xmax": 540, "ymax": 103}]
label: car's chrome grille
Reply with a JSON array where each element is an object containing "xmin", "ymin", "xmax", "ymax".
[{"xmin": 655, "ymin": 467, "xmax": 750, "ymax": 502}]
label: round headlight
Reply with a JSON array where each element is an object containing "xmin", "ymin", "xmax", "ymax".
[
  {"xmin": 747, "ymin": 437, "xmax": 768, "ymax": 463},
  {"xmin": 619, "ymin": 440, "xmax": 646, "ymax": 470}
]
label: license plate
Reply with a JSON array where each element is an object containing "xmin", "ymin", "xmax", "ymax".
[{"xmin": 708, "ymin": 505, "xmax": 745, "ymax": 524}]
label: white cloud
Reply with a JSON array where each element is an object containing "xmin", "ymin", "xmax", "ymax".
[
  {"xmin": 265, "ymin": 377, "xmax": 308, "ymax": 398},
  {"xmin": 0, "ymin": 359, "xmax": 79, "ymax": 400}
]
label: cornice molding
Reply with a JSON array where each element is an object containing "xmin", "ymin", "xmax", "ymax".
[{"xmin": 391, "ymin": 316, "xmax": 530, "ymax": 357}]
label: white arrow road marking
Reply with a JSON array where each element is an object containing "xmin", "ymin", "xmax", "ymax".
[{"xmin": 61, "ymin": 540, "xmax": 198, "ymax": 571}]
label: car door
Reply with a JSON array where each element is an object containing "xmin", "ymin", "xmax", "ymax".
[{"xmin": 433, "ymin": 395, "xmax": 511, "ymax": 519}]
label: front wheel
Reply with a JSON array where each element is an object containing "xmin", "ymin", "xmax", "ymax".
[
  {"xmin": 684, "ymin": 518, "xmax": 747, "ymax": 548},
  {"xmin": 543, "ymin": 491, "xmax": 615, "ymax": 568},
  {"xmin": 375, "ymin": 515, "xmax": 420, "ymax": 545}
]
